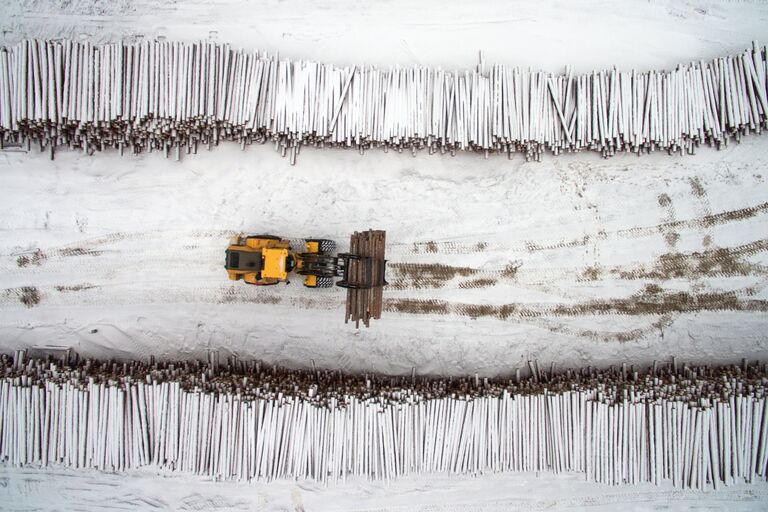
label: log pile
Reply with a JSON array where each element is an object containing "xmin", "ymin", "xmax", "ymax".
[
  {"xmin": 0, "ymin": 40, "xmax": 766, "ymax": 163},
  {"xmin": 344, "ymin": 230, "xmax": 386, "ymax": 328},
  {"xmin": 1, "ymin": 351, "xmax": 767, "ymax": 488}
]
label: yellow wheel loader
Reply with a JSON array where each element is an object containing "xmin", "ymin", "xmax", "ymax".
[{"xmin": 225, "ymin": 233, "xmax": 387, "ymax": 289}]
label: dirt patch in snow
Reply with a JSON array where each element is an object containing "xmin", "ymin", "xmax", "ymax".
[
  {"xmin": 501, "ymin": 261, "xmax": 522, "ymax": 278},
  {"xmin": 688, "ymin": 177, "xmax": 706, "ymax": 197},
  {"xmin": 580, "ymin": 266, "xmax": 602, "ymax": 281},
  {"xmin": 18, "ymin": 287, "xmax": 40, "ymax": 307},
  {"xmin": 1, "ymin": 286, "xmax": 42, "ymax": 307},
  {"xmin": 16, "ymin": 249, "xmax": 46, "ymax": 267}
]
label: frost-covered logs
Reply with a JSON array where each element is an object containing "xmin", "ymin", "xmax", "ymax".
[
  {"xmin": 1, "ymin": 352, "xmax": 767, "ymax": 488},
  {"xmin": 0, "ymin": 40, "xmax": 766, "ymax": 162}
]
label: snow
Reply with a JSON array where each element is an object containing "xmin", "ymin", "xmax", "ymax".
[
  {"xmin": 4, "ymin": 0, "xmax": 768, "ymax": 72},
  {"xmin": 1, "ymin": 0, "xmax": 768, "ymax": 509},
  {"xmin": 3, "ymin": 466, "xmax": 768, "ymax": 512}
]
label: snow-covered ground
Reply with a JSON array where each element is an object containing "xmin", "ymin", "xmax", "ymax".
[
  {"xmin": 2, "ymin": 0, "xmax": 768, "ymax": 509},
  {"xmin": 3, "ymin": 465, "xmax": 768, "ymax": 512}
]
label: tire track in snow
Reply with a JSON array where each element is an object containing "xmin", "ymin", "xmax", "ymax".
[
  {"xmin": 387, "ymin": 262, "xmax": 521, "ymax": 290},
  {"xmin": 387, "ymin": 239, "xmax": 768, "ymax": 290},
  {"xmin": 656, "ymin": 193, "xmax": 680, "ymax": 249},
  {"xmin": 4, "ymin": 229, "xmax": 236, "ymax": 261},
  {"xmin": 384, "ymin": 292, "xmax": 768, "ymax": 320},
  {"xmin": 5, "ymin": 239, "xmax": 768, "ymax": 305},
  {"xmin": 383, "ymin": 284, "xmax": 768, "ymax": 344},
  {"xmin": 688, "ymin": 175, "xmax": 714, "ymax": 249},
  {"xmin": 4, "ymin": 232, "xmax": 767, "ymax": 288},
  {"xmin": 348, "ymin": 487, "xmax": 768, "ymax": 512},
  {"xmin": 2, "ymin": 278, "xmax": 762, "ymax": 345},
  {"xmin": 0, "ymin": 285, "xmax": 40, "ymax": 307},
  {"xmin": 6, "ymin": 275, "xmax": 763, "ymax": 346},
  {"xmin": 607, "ymin": 239, "xmax": 768, "ymax": 280},
  {"xmin": 392, "ymin": 200, "xmax": 768, "ymax": 255},
  {"xmin": 3, "ymin": 225, "xmax": 768, "ymax": 347},
  {"xmin": 533, "ymin": 314, "xmax": 675, "ymax": 343},
  {"xmin": 0, "ymin": 282, "xmax": 345, "ymax": 310},
  {"xmin": 3, "ymin": 233, "xmax": 327, "ymax": 275},
  {"xmin": 5, "ymin": 196, "xmax": 766, "ymax": 276}
]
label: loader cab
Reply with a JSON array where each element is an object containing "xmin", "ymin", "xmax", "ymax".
[
  {"xmin": 225, "ymin": 247, "xmax": 296, "ymax": 284},
  {"xmin": 225, "ymin": 249, "xmax": 263, "ymax": 272}
]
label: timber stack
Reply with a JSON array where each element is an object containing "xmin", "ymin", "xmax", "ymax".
[
  {"xmin": 1, "ymin": 351, "xmax": 768, "ymax": 487},
  {"xmin": 0, "ymin": 40, "xmax": 766, "ymax": 163}
]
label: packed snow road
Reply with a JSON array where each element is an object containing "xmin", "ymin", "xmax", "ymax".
[
  {"xmin": 3, "ymin": 466, "xmax": 767, "ymax": 512},
  {"xmin": 0, "ymin": 137, "xmax": 766, "ymax": 375}
]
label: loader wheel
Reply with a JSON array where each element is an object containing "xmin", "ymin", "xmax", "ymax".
[
  {"xmin": 306, "ymin": 238, "xmax": 336, "ymax": 254},
  {"xmin": 315, "ymin": 276, "xmax": 334, "ymax": 288}
]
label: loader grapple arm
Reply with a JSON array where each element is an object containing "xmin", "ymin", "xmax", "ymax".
[
  {"xmin": 297, "ymin": 252, "xmax": 388, "ymax": 290},
  {"xmin": 336, "ymin": 253, "xmax": 388, "ymax": 289}
]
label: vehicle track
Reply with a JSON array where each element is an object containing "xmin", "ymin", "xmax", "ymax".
[
  {"xmin": 384, "ymin": 286, "xmax": 768, "ymax": 319},
  {"xmin": 388, "ymin": 238, "xmax": 768, "ymax": 289},
  {"xmin": 2, "ymin": 210, "xmax": 766, "ymax": 347},
  {"xmin": 392, "ymin": 200, "xmax": 768, "ymax": 255},
  {"xmin": 5, "ymin": 232, "xmax": 767, "ymax": 295},
  {"xmin": 349, "ymin": 487, "xmax": 768, "ymax": 512},
  {"xmin": 612, "ymin": 239, "xmax": 768, "ymax": 280}
]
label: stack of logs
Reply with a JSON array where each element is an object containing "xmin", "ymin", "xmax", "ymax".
[
  {"xmin": 0, "ymin": 40, "xmax": 766, "ymax": 163},
  {"xmin": 345, "ymin": 230, "xmax": 387, "ymax": 327},
  {"xmin": 1, "ymin": 351, "xmax": 767, "ymax": 487}
]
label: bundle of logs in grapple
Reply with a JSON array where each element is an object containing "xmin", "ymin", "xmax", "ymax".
[
  {"xmin": 345, "ymin": 230, "xmax": 386, "ymax": 328},
  {"xmin": 0, "ymin": 40, "xmax": 766, "ymax": 163},
  {"xmin": 2, "ymin": 351, "xmax": 767, "ymax": 488}
]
